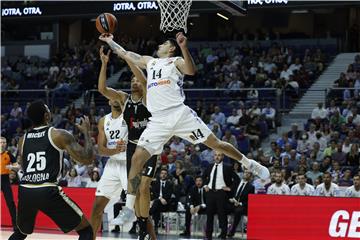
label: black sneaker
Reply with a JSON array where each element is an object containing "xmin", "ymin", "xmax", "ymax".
[
  {"xmin": 138, "ymin": 218, "xmax": 149, "ymax": 240},
  {"xmin": 179, "ymin": 231, "xmax": 190, "ymax": 237},
  {"xmin": 128, "ymin": 221, "xmax": 137, "ymax": 234}
]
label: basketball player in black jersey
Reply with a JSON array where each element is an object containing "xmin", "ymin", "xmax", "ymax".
[
  {"xmin": 94, "ymin": 46, "xmax": 156, "ymax": 240},
  {"xmin": 9, "ymin": 100, "xmax": 95, "ymax": 240}
]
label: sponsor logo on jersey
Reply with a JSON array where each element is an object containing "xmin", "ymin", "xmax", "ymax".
[{"xmin": 147, "ymin": 79, "xmax": 171, "ymax": 89}]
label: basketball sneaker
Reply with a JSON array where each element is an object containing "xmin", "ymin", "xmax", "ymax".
[
  {"xmin": 248, "ymin": 159, "xmax": 270, "ymax": 180},
  {"xmin": 111, "ymin": 206, "xmax": 136, "ymax": 225}
]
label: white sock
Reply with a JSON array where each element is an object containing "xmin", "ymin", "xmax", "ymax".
[
  {"xmin": 240, "ymin": 155, "xmax": 251, "ymax": 169},
  {"xmin": 125, "ymin": 194, "xmax": 136, "ymax": 209}
]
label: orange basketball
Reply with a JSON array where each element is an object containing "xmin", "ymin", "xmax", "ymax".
[{"xmin": 96, "ymin": 13, "xmax": 117, "ymax": 34}]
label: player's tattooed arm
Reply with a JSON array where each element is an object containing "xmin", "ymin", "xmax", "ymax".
[
  {"xmin": 129, "ymin": 173, "xmax": 142, "ymax": 195},
  {"xmin": 55, "ymin": 117, "xmax": 95, "ymax": 165},
  {"xmin": 99, "ymin": 33, "xmax": 152, "ymax": 69}
]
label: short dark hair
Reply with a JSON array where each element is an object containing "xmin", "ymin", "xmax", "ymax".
[
  {"xmin": 27, "ymin": 100, "xmax": 47, "ymax": 126},
  {"xmin": 167, "ymin": 38, "xmax": 181, "ymax": 57},
  {"xmin": 195, "ymin": 175, "xmax": 203, "ymax": 181}
]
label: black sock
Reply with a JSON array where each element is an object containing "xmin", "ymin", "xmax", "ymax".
[
  {"xmin": 76, "ymin": 225, "xmax": 93, "ymax": 240},
  {"xmin": 138, "ymin": 217, "xmax": 148, "ymax": 233},
  {"xmin": 8, "ymin": 230, "xmax": 27, "ymax": 240}
]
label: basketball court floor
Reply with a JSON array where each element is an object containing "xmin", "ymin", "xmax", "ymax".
[{"xmin": 0, "ymin": 227, "xmax": 246, "ymax": 239}]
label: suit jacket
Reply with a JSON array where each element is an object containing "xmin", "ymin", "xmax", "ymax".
[
  {"xmin": 232, "ymin": 181, "xmax": 255, "ymax": 211},
  {"xmin": 151, "ymin": 179, "xmax": 174, "ymax": 202},
  {"xmin": 188, "ymin": 186, "xmax": 206, "ymax": 207},
  {"xmin": 203, "ymin": 162, "xmax": 240, "ymax": 198}
]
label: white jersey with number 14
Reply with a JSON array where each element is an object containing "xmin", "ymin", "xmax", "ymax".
[{"xmin": 146, "ymin": 57, "xmax": 185, "ymax": 114}]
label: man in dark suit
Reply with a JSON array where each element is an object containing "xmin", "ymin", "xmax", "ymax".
[
  {"xmin": 180, "ymin": 175, "xmax": 207, "ymax": 237},
  {"xmin": 227, "ymin": 169, "xmax": 255, "ymax": 237},
  {"xmin": 204, "ymin": 151, "xmax": 240, "ymax": 240},
  {"xmin": 150, "ymin": 168, "xmax": 174, "ymax": 234}
]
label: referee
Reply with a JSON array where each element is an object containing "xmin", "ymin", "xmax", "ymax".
[{"xmin": 1, "ymin": 136, "xmax": 17, "ymax": 230}]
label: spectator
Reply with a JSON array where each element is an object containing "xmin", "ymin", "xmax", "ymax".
[
  {"xmin": 170, "ymin": 137, "xmax": 185, "ymax": 154},
  {"xmin": 338, "ymin": 169, "xmax": 353, "ymax": 187},
  {"xmin": 331, "ymin": 142, "xmax": 347, "ymax": 165},
  {"xmin": 261, "ymin": 102, "xmax": 276, "ymax": 129},
  {"xmin": 267, "ymin": 171, "xmax": 290, "ymax": 195},
  {"xmin": 344, "ymin": 175, "xmax": 360, "ymax": 197},
  {"xmin": 290, "ymin": 174, "xmax": 315, "ymax": 196},
  {"xmin": 246, "ymin": 102, "xmax": 261, "ymax": 119},
  {"xmin": 226, "ymin": 109, "xmax": 240, "ymax": 127},
  {"xmin": 280, "ymin": 64, "xmax": 293, "ymax": 81},
  {"xmin": 9, "ymin": 102, "xmax": 22, "ymax": 119},
  {"xmin": 346, "ymin": 143, "xmax": 359, "ymax": 166},
  {"xmin": 319, "ymin": 156, "xmax": 332, "ymax": 172},
  {"xmin": 306, "ymin": 162, "xmax": 323, "ymax": 185},
  {"xmin": 329, "ymin": 161, "xmax": 342, "ymax": 183},
  {"xmin": 309, "ymin": 142, "xmax": 324, "ymax": 162},
  {"xmin": 211, "ymin": 106, "xmax": 226, "ymax": 127},
  {"xmin": 66, "ymin": 168, "xmax": 82, "ymax": 187},
  {"xmin": 86, "ymin": 168, "xmax": 100, "ymax": 188},
  {"xmin": 277, "ymin": 133, "xmax": 295, "ymax": 150},
  {"xmin": 245, "ymin": 118, "xmax": 261, "ymax": 149},
  {"xmin": 222, "ymin": 130, "xmax": 238, "ymax": 149},
  {"xmin": 311, "ymin": 102, "xmax": 327, "ymax": 121},
  {"xmin": 326, "ymin": 100, "xmax": 340, "ymax": 117},
  {"xmin": 297, "ymin": 133, "xmax": 310, "ymax": 154},
  {"xmin": 200, "ymin": 148, "xmax": 214, "ymax": 164},
  {"xmin": 288, "ymin": 123, "xmax": 302, "ymax": 142},
  {"xmin": 315, "ymin": 172, "xmax": 339, "ymax": 197},
  {"xmin": 313, "ymin": 132, "xmax": 327, "ymax": 152},
  {"xmin": 288, "ymin": 150, "xmax": 300, "ymax": 170},
  {"xmin": 323, "ymin": 140, "xmax": 337, "ymax": 157}
]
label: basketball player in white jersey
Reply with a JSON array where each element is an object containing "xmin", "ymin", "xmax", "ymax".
[
  {"xmin": 290, "ymin": 174, "xmax": 315, "ymax": 196},
  {"xmin": 94, "ymin": 47, "xmax": 157, "ymax": 240},
  {"xmin": 89, "ymin": 85, "xmax": 128, "ymax": 238},
  {"xmin": 267, "ymin": 171, "xmax": 290, "ymax": 195},
  {"xmin": 315, "ymin": 172, "xmax": 339, "ymax": 197},
  {"xmin": 99, "ymin": 32, "xmax": 270, "ymax": 224},
  {"xmin": 345, "ymin": 175, "xmax": 360, "ymax": 197}
]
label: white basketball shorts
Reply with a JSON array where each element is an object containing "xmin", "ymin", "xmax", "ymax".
[
  {"xmin": 95, "ymin": 158, "xmax": 127, "ymax": 199},
  {"xmin": 138, "ymin": 104, "xmax": 212, "ymax": 156}
]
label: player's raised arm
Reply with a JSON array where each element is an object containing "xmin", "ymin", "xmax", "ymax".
[
  {"xmin": 99, "ymin": 33, "xmax": 153, "ymax": 69},
  {"xmin": 125, "ymin": 59, "xmax": 148, "ymax": 104},
  {"xmin": 98, "ymin": 46, "xmax": 127, "ymax": 105},
  {"xmin": 97, "ymin": 117, "xmax": 126, "ymax": 156},
  {"xmin": 54, "ymin": 116, "xmax": 95, "ymax": 165},
  {"xmin": 174, "ymin": 32, "xmax": 197, "ymax": 76}
]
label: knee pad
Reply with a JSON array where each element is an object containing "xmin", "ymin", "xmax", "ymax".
[{"xmin": 77, "ymin": 225, "xmax": 93, "ymax": 240}]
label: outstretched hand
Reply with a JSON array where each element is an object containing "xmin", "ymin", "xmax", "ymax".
[
  {"xmin": 75, "ymin": 116, "xmax": 90, "ymax": 134},
  {"xmin": 99, "ymin": 33, "xmax": 114, "ymax": 43},
  {"xmin": 176, "ymin": 32, "xmax": 187, "ymax": 48},
  {"xmin": 99, "ymin": 46, "xmax": 111, "ymax": 64}
]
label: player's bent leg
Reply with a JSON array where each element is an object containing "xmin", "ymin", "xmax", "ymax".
[
  {"xmin": 203, "ymin": 133, "xmax": 270, "ymax": 180},
  {"xmin": 90, "ymin": 196, "xmax": 110, "ymax": 240},
  {"xmin": 139, "ymin": 176, "xmax": 152, "ymax": 218},
  {"xmin": 128, "ymin": 146, "xmax": 152, "ymax": 196},
  {"xmin": 113, "ymin": 147, "xmax": 152, "ymax": 226},
  {"xmin": 75, "ymin": 215, "xmax": 94, "ymax": 240}
]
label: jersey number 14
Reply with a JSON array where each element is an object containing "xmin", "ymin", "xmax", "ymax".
[{"xmin": 152, "ymin": 69, "xmax": 162, "ymax": 80}]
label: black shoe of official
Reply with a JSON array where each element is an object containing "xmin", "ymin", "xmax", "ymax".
[
  {"xmin": 128, "ymin": 222, "xmax": 137, "ymax": 235},
  {"xmin": 138, "ymin": 217, "xmax": 149, "ymax": 240},
  {"xmin": 111, "ymin": 225, "xmax": 120, "ymax": 233},
  {"xmin": 179, "ymin": 231, "xmax": 190, "ymax": 237},
  {"xmin": 217, "ymin": 232, "xmax": 227, "ymax": 239}
]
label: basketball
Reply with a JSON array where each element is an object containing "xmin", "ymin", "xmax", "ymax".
[{"xmin": 95, "ymin": 13, "xmax": 117, "ymax": 34}]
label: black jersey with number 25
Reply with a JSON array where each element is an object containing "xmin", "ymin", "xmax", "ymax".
[{"xmin": 20, "ymin": 126, "xmax": 64, "ymax": 185}]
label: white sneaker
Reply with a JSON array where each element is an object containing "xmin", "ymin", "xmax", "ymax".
[
  {"xmin": 111, "ymin": 206, "xmax": 136, "ymax": 225},
  {"xmin": 248, "ymin": 159, "xmax": 270, "ymax": 180}
]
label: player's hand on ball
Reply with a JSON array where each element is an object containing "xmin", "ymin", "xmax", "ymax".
[
  {"xmin": 176, "ymin": 32, "xmax": 187, "ymax": 48},
  {"xmin": 76, "ymin": 116, "xmax": 90, "ymax": 133},
  {"xmin": 99, "ymin": 46, "xmax": 111, "ymax": 64},
  {"xmin": 99, "ymin": 33, "xmax": 113, "ymax": 43}
]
